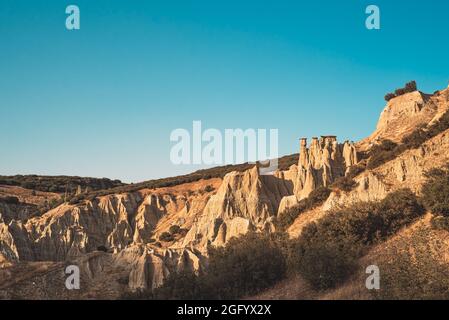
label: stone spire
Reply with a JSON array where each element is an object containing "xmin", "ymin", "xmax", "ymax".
[
  {"xmin": 299, "ymin": 138, "xmax": 309, "ymax": 168},
  {"xmin": 294, "ymin": 136, "xmax": 359, "ymax": 199}
]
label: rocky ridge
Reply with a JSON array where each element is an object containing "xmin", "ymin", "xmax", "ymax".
[{"xmin": 1, "ymin": 85, "xmax": 449, "ymax": 297}]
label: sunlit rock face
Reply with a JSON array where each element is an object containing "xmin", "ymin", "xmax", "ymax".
[{"xmin": 277, "ymin": 136, "xmax": 358, "ymax": 214}]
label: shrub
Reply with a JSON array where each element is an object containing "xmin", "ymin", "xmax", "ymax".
[
  {"xmin": 146, "ymin": 233, "xmax": 287, "ymax": 300},
  {"xmin": 195, "ymin": 233, "xmax": 203, "ymax": 241},
  {"xmin": 295, "ymin": 189, "xmax": 425, "ymax": 290},
  {"xmin": 307, "ymin": 186, "xmax": 332, "ymax": 205},
  {"xmin": 384, "ymin": 93, "xmax": 396, "ymax": 102},
  {"xmin": 153, "ymin": 270, "xmax": 200, "ymax": 300},
  {"xmin": 383, "ymin": 81, "xmax": 418, "ymax": 102},
  {"xmin": 169, "ymin": 225, "xmax": 181, "ymax": 235},
  {"xmin": 395, "ymin": 88, "xmax": 406, "ymax": 96},
  {"xmin": 159, "ymin": 232, "xmax": 174, "ymax": 242},
  {"xmin": 373, "ymin": 228, "xmax": 449, "ymax": 300},
  {"xmin": 346, "ymin": 163, "xmax": 366, "ymax": 179},
  {"xmin": 366, "ymin": 139, "xmax": 398, "ymax": 170},
  {"xmin": 377, "ymin": 189, "xmax": 426, "ymax": 235},
  {"xmin": 298, "ymin": 242, "xmax": 357, "ymax": 290},
  {"xmin": 154, "ymin": 241, "xmax": 162, "ymax": 248},
  {"xmin": 204, "ymin": 185, "xmax": 215, "ymax": 193},
  {"xmin": 269, "ymin": 232, "xmax": 302, "ymax": 276},
  {"xmin": 332, "ymin": 176, "xmax": 358, "ymax": 192},
  {"xmin": 405, "ymin": 80, "xmax": 417, "ymax": 92},
  {"xmin": 201, "ymin": 233, "xmax": 286, "ymax": 299},
  {"xmin": 97, "ymin": 245, "xmax": 108, "ymax": 252},
  {"xmin": 422, "ymin": 165, "xmax": 449, "ymax": 217}
]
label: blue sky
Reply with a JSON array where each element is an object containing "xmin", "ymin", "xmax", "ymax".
[{"xmin": 1, "ymin": 0, "xmax": 448, "ymax": 182}]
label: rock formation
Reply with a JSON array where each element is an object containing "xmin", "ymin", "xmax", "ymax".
[
  {"xmin": 277, "ymin": 136, "xmax": 358, "ymax": 213},
  {"xmin": 0, "ymin": 184, "xmax": 215, "ymax": 291},
  {"xmin": 296, "ymin": 136, "xmax": 357, "ymax": 195},
  {"xmin": 182, "ymin": 167, "xmax": 287, "ymax": 248},
  {"xmin": 358, "ymin": 90, "xmax": 449, "ymax": 150},
  {"xmin": 1, "ymin": 85, "xmax": 449, "ymax": 298}
]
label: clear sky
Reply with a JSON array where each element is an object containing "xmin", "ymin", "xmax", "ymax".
[{"xmin": 1, "ymin": 0, "xmax": 448, "ymax": 182}]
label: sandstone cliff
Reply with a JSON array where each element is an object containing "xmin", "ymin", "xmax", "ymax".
[
  {"xmin": 277, "ymin": 137, "xmax": 357, "ymax": 214},
  {"xmin": 1, "ymin": 85, "xmax": 449, "ymax": 298},
  {"xmin": 358, "ymin": 88, "xmax": 449, "ymax": 150},
  {"xmin": 0, "ymin": 180, "xmax": 218, "ymax": 291}
]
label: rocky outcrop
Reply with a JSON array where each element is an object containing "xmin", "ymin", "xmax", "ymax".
[
  {"xmin": 326, "ymin": 126, "xmax": 449, "ymax": 210},
  {"xmin": 277, "ymin": 137, "xmax": 358, "ymax": 214},
  {"xmin": 182, "ymin": 137, "xmax": 358, "ymax": 248},
  {"xmin": 110, "ymin": 245, "xmax": 204, "ymax": 291},
  {"xmin": 0, "ymin": 184, "xmax": 215, "ymax": 261},
  {"xmin": 358, "ymin": 89, "xmax": 449, "ymax": 150},
  {"xmin": 182, "ymin": 167, "xmax": 287, "ymax": 248},
  {"xmin": 284, "ymin": 88, "xmax": 449, "ymax": 238},
  {"xmin": 24, "ymin": 194, "xmax": 140, "ymax": 261},
  {"xmin": 0, "ymin": 220, "xmax": 34, "ymax": 264},
  {"xmin": 296, "ymin": 136, "xmax": 357, "ymax": 195}
]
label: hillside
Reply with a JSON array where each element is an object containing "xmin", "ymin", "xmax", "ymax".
[{"xmin": 1, "ymin": 83, "xmax": 449, "ymax": 299}]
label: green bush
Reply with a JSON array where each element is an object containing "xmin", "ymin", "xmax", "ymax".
[
  {"xmin": 201, "ymin": 233, "xmax": 286, "ymax": 299},
  {"xmin": 395, "ymin": 88, "xmax": 406, "ymax": 96},
  {"xmin": 295, "ymin": 189, "xmax": 425, "ymax": 290},
  {"xmin": 373, "ymin": 228, "xmax": 449, "ymax": 300},
  {"xmin": 159, "ymin": 232, "xmax": 174, "ymax": 242},
  {"xmin": 405, "ymin": 80, "xmax": 417, "ymax": 92},
  {"xmin": 134, "ymin": 233, "xmax": 287, "ymax": 300},
  {"xmin": 298, "ymin": 242, "xmax": 357, "ymax": 290},
  {"xmin": 366, "ymin": 139, "xmax": 398, "ymax": 170},
  {"xmin": 169, "ymin": 225, "xmax": 181, "ymax": 235},
  {"xmin": 154, "ymin": 241, "xmax": 162, "ymax": 248},
  {"xmin": 346, "ymin": 163, "xmax": 366, "ymax": 179},
  {"xmin": 179, "ymin": 228, "xmax": 189, "ymax": 237},
  {"xmin": 97, "ymin": 245, "xmax": 109, "ymax": 252},
  {"xmin": 384, "ymin": 93, "xmax": 396, "ymax": 102},
  {"xmin": 422, "ymin": 165, "xmax": 449, "ymax": 217},
  {"xmin": 384, "ymin": 81, "xmax": 418, "ymax": 101},
  {"xmin": 331, "ymin": 176, "xmax": 358, "ymax": 192},
  {"xmin": 307, "ymin": 186, "xmax": 332, "ymax": 205}
]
